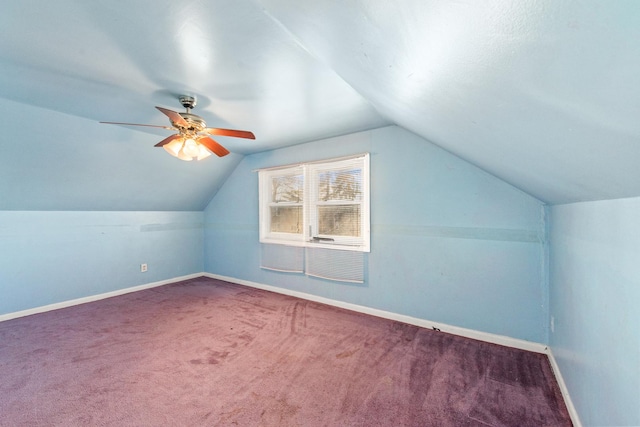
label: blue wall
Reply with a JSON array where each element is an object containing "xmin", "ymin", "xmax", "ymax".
[
  {"xmin": 0, "ymin": 211, "xmax": 204, "ymax": 315},
  {"xmin": 204, "ymin": 126, "xmax": 548, "ymax": 343},
  {"xmin": 550, "ymin": 198, "xmax": 640, "ymax": 426}
]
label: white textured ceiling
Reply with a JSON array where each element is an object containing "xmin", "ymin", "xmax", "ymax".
[{"xmin": 1, "ymin": 0, "xmax": 639, "ymax": 209}]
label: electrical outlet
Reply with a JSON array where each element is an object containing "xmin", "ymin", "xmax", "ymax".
[
  {"xmin": 550, "ymin": 316, "xmax": 555, "ymax": 333},
  {"xmin": 140, "ymin": 263, "xmax": 148, "ymax": 272}
]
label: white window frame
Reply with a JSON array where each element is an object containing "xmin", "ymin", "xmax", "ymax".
[{"xmin": 259, "ymin": 154, "xmax": 370, "ymax": 252}]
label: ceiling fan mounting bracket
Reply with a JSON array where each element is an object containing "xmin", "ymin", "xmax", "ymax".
[{"xmin": 179, "ymin": 95, "xmax": 197, "ymax": 110}]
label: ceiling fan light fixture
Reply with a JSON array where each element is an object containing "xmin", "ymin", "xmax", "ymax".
[
  {"xmin": 182, "ymin": 138, "xmax": 200, "ymax": 158},
  {"xmin": 165, "ymin": 137, "xmax": 211, "ymax": 161},
  {"xmin": 196, "ymin": 145, "xmax": 213, "ymax": 160},
  {"xmin": 163, "ymin": 138, "xmax": 184, "ymax": 158},
  {"xmin": 177, "ymin": 144, "xmax": 193, "ymax": 161}
]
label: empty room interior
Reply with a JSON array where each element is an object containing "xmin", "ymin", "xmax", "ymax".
[{"xmin": 0, "ymin": 1, "xmax": 638, "ymax": 426}]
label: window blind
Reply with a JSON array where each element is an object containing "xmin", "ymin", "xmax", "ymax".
[
  {"xmin": 260, "ymin": 243, "xmax": 304, "ymax": 273},
  {"xmin": 305, "ymin": 247, "xmax": 364, "ymax": 283}
]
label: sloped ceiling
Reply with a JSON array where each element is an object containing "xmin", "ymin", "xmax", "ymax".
[{"xmin": 1, "ymin": 0, "xmax": 639, "ymax": 210}]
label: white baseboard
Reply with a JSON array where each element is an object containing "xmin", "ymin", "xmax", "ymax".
[
  {"xmin": 203, "ymin": 272, "xmax": 549, "ymax": 354},
  {"xmin": 547, "ymin": 349, "xmax": 582, "ymax": 427},
  {"xmin": 0, "ymin": 273, "xmax": 203, "ymax": 323}
]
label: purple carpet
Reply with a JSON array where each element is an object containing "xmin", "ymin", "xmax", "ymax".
[{"xmin": 0, "ymin": 277, "xmax": 571, "ymax": 426}]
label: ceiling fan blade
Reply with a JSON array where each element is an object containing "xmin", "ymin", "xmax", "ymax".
[
  {"xmin": 100, "ymin": 121, "xmax": 174, "ymax": 130},
  {"xmin": 197, "ymin": 136, "xmax": 230, "ymax": 157},
  {"xmin": 203, "ymin": 128, "xmax": 256, "ymax": 140},
  {"xmin": 154, "ymin": 134, "xmax": 182, "ymax": 147},
  {"xmin": 156, "ymin": 106, "xmax": 189, "ymax": 127}
]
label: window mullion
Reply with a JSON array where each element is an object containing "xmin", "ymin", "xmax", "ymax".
[{"xmin": 303, "ymin": 164, "xmax": 313, "ymax": 242}]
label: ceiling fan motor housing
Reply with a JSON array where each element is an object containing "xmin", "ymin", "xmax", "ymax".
[
  {"xmin": 175, "ymin": 96, "xmax": 205, "ymax": 131},
  {"xmin": 177, "ymin": 113, "xmax": 206, "ymax": 132}
]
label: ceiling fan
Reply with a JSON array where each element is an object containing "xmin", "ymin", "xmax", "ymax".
[{"xmin": 100, "ymin": 95, "xmax": 255, "ymax": 161}]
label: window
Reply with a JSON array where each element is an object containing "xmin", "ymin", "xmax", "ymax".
[
  {"xmin": 262, "ymin": 166, "xmax": 305, "ymax": 243},
  {"xmin": 259, "ymin": 154, "xmax": 369, "ymax": 252}
]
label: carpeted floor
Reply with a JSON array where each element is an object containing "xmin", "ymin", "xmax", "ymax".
[{"xmin": 0, "ymin": 277, "xmax": 571, "ymax": 426}]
